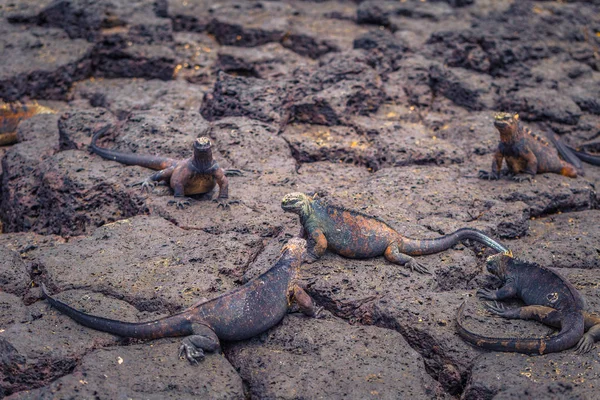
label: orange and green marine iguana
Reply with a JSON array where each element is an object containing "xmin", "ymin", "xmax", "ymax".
[
  {"xmin": 478, "ymin": 112, "xmax": 600, "ymax": 182},
  {"xmin": 0, "ymin": 102, "xmax": 55, "ymax": 146},
  {"xmin": 281, "ymin": 192, "xmax": 509, "ymax": 275},
  {"xmin": 42, "ymin": 238, "xmax": 321, "ymax": 364},
  {"xmin": 457, "ymin": 252, "xmax": 600, "ymax": 354},
  {"xmin": 89, "ymin": 125, "xmax": 240, "ymax": 209}
]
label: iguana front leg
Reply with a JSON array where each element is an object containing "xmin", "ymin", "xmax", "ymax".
[
  {"xmin": 479, "ymin": 150, "xmax": 503, "ymax": 180},
  {"xmin": 169, "ymin": 166, "xmax": 194, "ymax": 209},
  {"xmin": 305, "ymin": 228, "xmax": 327, "ymax": 263},
  {"xmin": 291, "ymin": 285, "xmax": 322, "ymax": 318},
  {"xmin": 513, "ymin": 149, "xmax": 537, "ymax": 182},
  {"xmin": 384, "ymin": 243, "xmax": 429, "ymax": 275},
  {"xmin": 213, "ymin": 167, "xmax": 238, "ymax": 209},
  {"xmin": 477, "ymin": 280, "xmax": 517, "ymax": 301},
  {"xmin": 179, "ymin": 323, "xmax": 221, "ymax": 364}
]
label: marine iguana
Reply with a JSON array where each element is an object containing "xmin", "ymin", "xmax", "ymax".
[
  {"xmin": 89, "ymin": 125, "xmax": 240, "ymax": 209},
  {"xmin": 456, "ymin": 252, "xmax": 600, "ymax": 354},
  {"xmin": 0, "ymin": 102, "xmax": 55, "ymax": 146},
  {"xmin": 281, "ymin": 192, "xmax": 509, "ymax": 274},
  {"xmin": 42, "ymin": 238, "xmax": 321, "ymax": 363},
  {"xmin": 479, "ymin": 112, "xmax": 582, "ymax": 182}
]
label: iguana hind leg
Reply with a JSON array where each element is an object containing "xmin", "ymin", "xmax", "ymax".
[
  {"xmin": 486, "ymin": 303, "xmax": 560, "ymax": 323},
  {"xmin": 133, "ymin": 166, "xmax": 175, "ymax": 192},
  {"xmin": 577, "ymin": 313, "xmax": 600, "ymax": 354},
  {"xmin": 179, "ymin": 323, "xmax": 220, "ymax": 364},
  {"xmin": 384, "ymin": 244, "xmax": 429, "ymax": 275},
  {"xmin": 486, "ymin": 304, "xmax": 600, "ymax": 354}
]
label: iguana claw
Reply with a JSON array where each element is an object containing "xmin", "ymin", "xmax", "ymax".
[
  {"xmin": 575, "ymin": 335, "xmax": 595, "ymax": 354},
  {"xmin": 168, "ymin": 198, "xmax": 191, "ymax": 209},
  {"xmin": 131, "ymin": 178, "xmax": 157, "ymax": 192},
  {"xmin": 179, "ymin": 342, "xmax": 205, "ymax": 364},
  {"xmin": 478, "ymin": 170, "xmax": 500, "ymax": 180},
  {"xmin": 476, "ymin": 288, "xmax": 496, "ymax": 300},
  {"xmin": 484, "ymin": 301, "xmax": 507, "ymax": 316},
  {"xmin": 303, "ymin": 252, "xmax": 320, "ymax": 264},
  {"xmin": 214, "ymin": 198, "xmax": 240, "ymax": 209},
  {"xmin": 224, "ymin": 169, "xmax": 243, "ymax": 177},
  {"xmin": 140, "ymin": 179, "xmax": 157, "ymax": 192},
  {"xmin": 408, "ymin": 259, "xmax": 430, "ymax": 275},
  {"xmin": 313, "ymin": 306, "xmax": 325, "ymax": 319},
  {"xmin": 512, "ymin": 173, "xmax": 533, "ymax": 183}
]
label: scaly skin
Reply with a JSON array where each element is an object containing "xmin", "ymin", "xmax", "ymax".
[
  {"xmin": 90, "ymin": 126, "xmax": 239, "ymax": 209},
  {"xmin": 565, "ymin": 144, "xmax": 600, "ymax": 167},
  {"xmin": 456, "ymin": 253, "xmax": 600, "ymax": 354},
  {"xmin": 479, "ymin": 113, "xmax": 580, "ymax": 182},
  {"xmin": 281, "ymin": 193, "xmax": 509, "ymax": 275},
  {"xmin": 42, "ymin": 238, "xmax": 320, "ymax": 364},
  {"xmin": 0, "ymin": 102, "xmax": 55, "ymax": 146}
]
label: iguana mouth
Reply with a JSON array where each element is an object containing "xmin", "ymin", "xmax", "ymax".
[
  {"xmin": 493, "ymin": 112, "xmax": 515, "ymax": 130},
  {"xmin": 281, "ymin": 199, "xmax": 302, "ymax": 211},
  {"xmin": 494, "ymin": 120, "xmax": 510, "ymax": 129},
  {"xmin": 281, "ymin": 193, "xmax": 305, "ymax": 211}
]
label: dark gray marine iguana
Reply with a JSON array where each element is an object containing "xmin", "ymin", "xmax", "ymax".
[
  {"xmin": 457, "ymin": 252, "xmax": 600, "ymax": 354},
  {"xmin": 281, "ymin": 192, "xmax": 509, "ymax": 275},
  {"xmin": 89, "ymin": 125, "xmax": 241, "ymax": 209},
  {"xmin": 42, "ymin": 238, "xmax": 321, "ymax": 363}
]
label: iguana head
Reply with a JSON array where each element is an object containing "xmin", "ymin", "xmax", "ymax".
[
  {"xmin": 193, "ymin": 137, "xmax": 212, "ymax": 152},
  {"xmin": 281, "ymin": 192, "xmax": 313, "ymax": 216},
  {"xmin": 1, "ymin": 102, "xmax": 55, "ymax": 135},
  {"xmin": 485, "ymin": 251, "xmax": 513, "ymax": 280},
  {"xmin": 193, "ymin": 137, "xmax": 214, "ymax": 165},
  {"xmin": 493, "ymin": 112, "xmax": 519, "ymax": 136},
  {"xmin": 280, "ymin": 237, "xmax": 307, "ymax": 262}
]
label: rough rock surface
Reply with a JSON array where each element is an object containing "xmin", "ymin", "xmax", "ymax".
[{"xmin": 1, "ymin": 0, "xmax": 600, "ymax": 399}]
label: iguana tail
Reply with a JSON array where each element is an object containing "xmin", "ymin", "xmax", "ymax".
[
  {"xmin": 399, "ymin": 228, "xmax": 509, "ymax": 256},
  {"xmin": 546, "ymin": 133, "xmax": 584, "ymax": 171},
  {"xmin": 456, "ymin": 302, "xmax": 584, "ymax": 354},
  {"xmin": 89, "ymin": 125, "xmax": 176, "ymax": 170},
  {"xmin": 566, "ymin": 145, "xmax": 600, "ymax": 167},
  {"xmin": 42, "ymin": 284, "xmax": 193, "ymax": 340}
]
